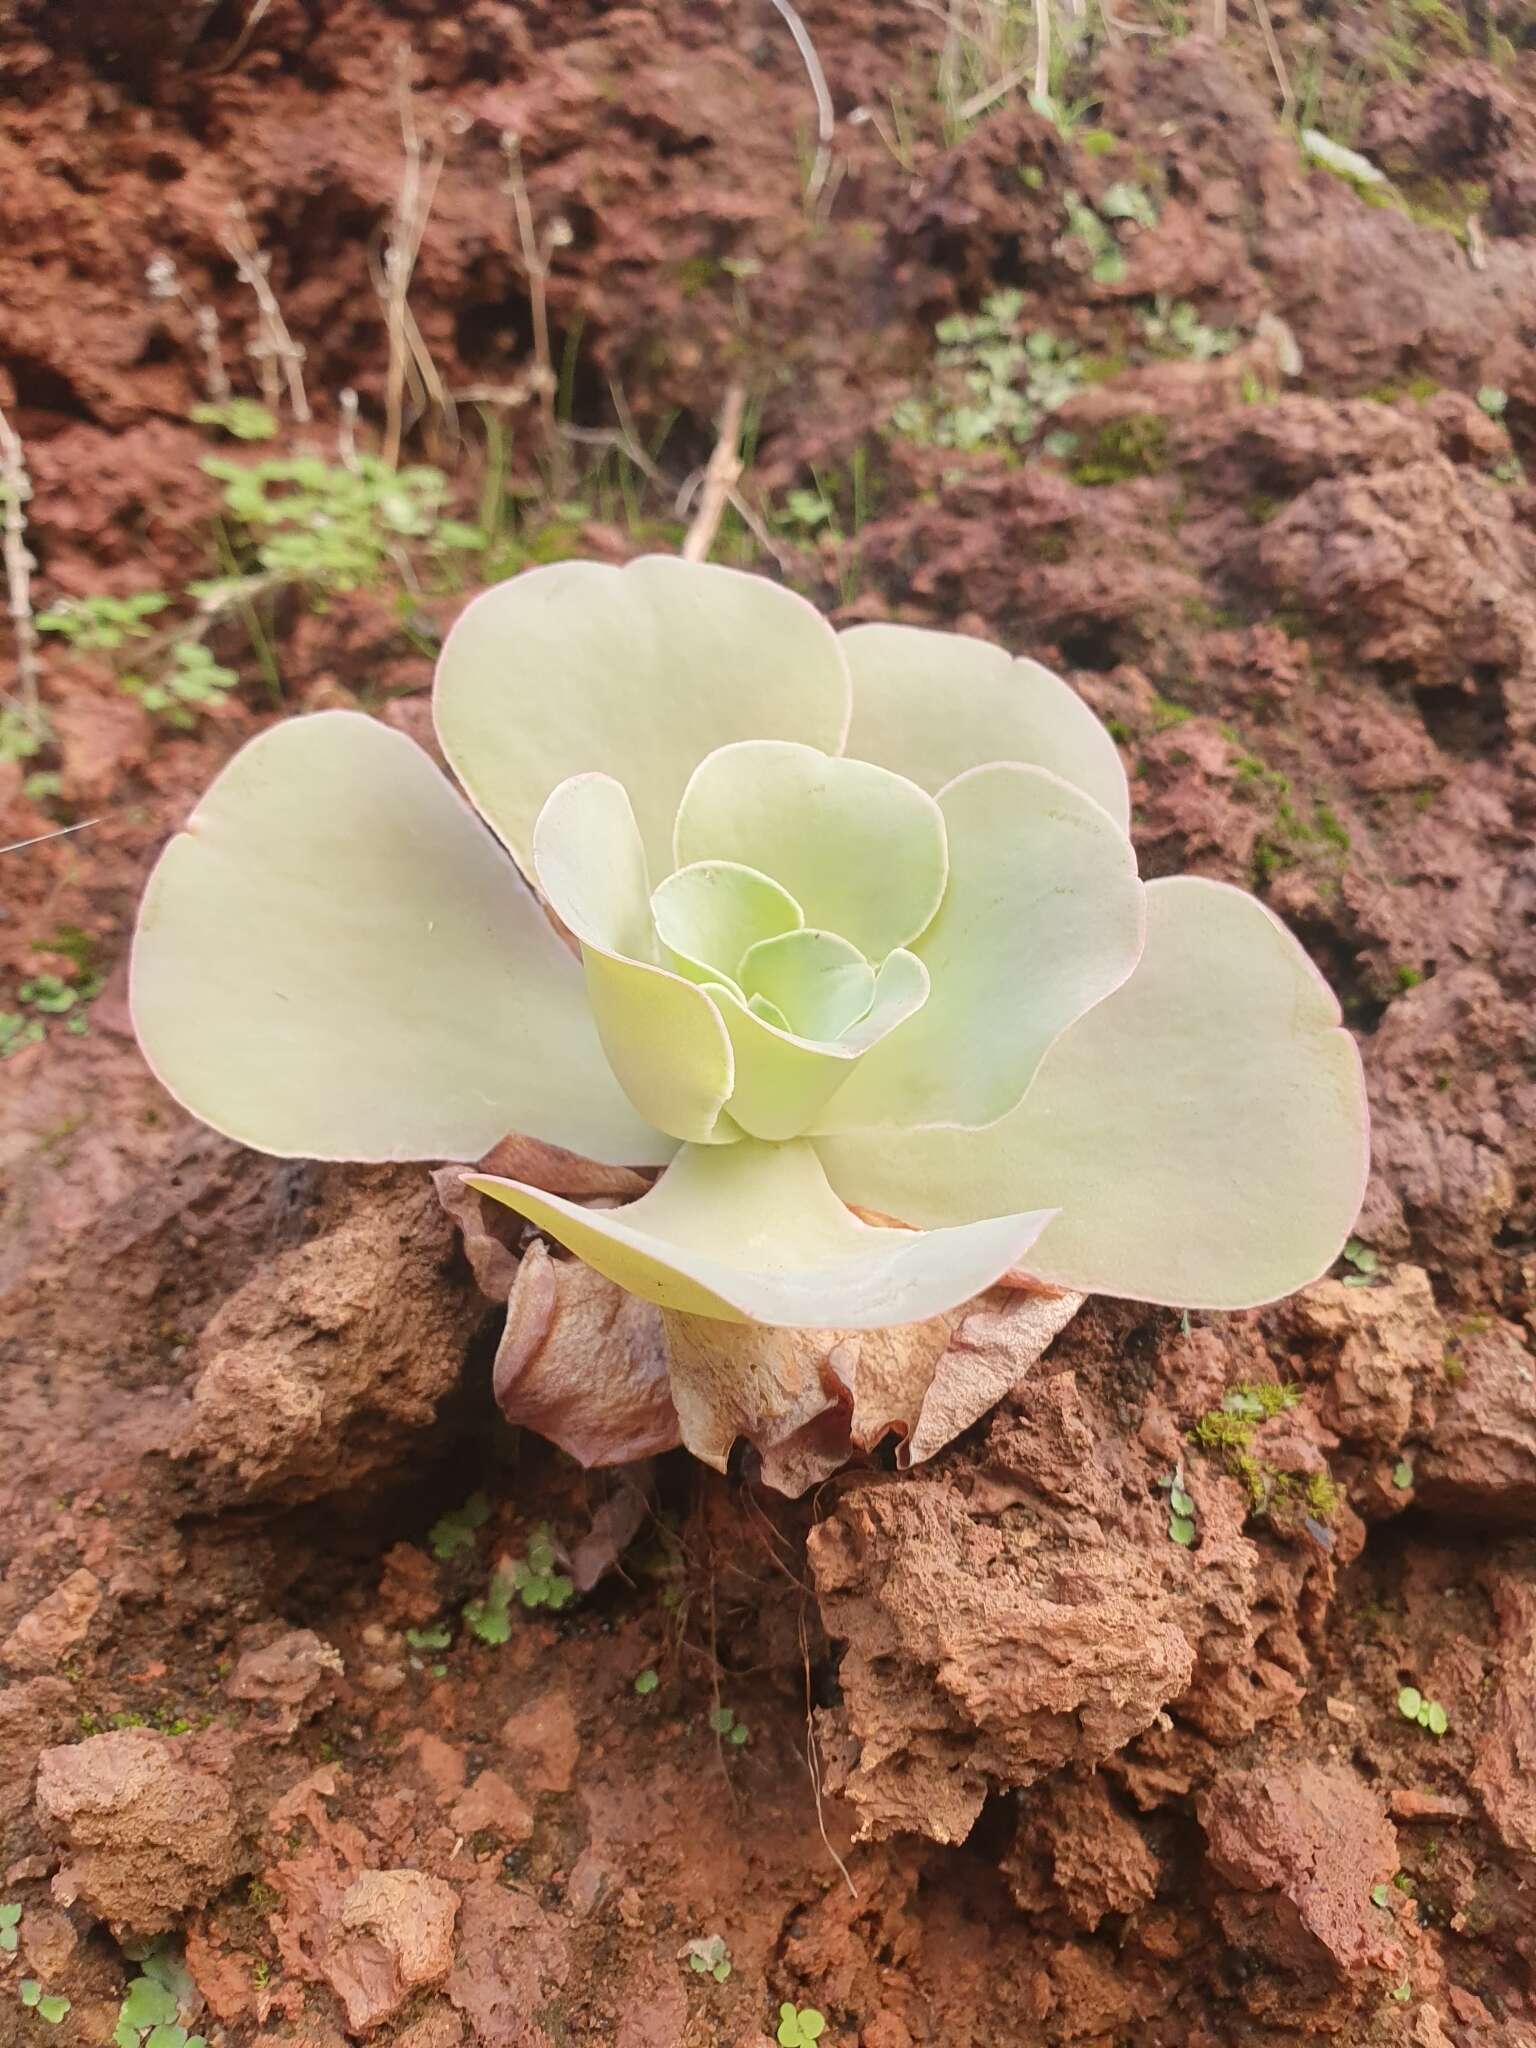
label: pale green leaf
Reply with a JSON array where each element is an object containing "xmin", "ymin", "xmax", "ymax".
[
  {"xmin": 532, "ymin": 773, "xmax": 738, "ymax": 1144},
  {"xmin": 651, "ymin": 861, "xmax": 803, "ymax": 986},
  {"xmin": 705, "ymin": 951, "xmax": 928, "ymax": 1141},
  {"xmin": 434, "ymin": 556, "xmax": 851, "ymax": 883},
  {"xmin": 818, "ymin": 877, "xmax": 1368, "ymax": 1309},
  {"xmin": 131, "ymin": 713, "xmax": 668, "ymax": 1165},
  {"xmin": 840, "ymin": 620, "xmax": 1131, "ymax": 830},
  {"xmin": 674, "ymin": 740, "xmax": 948, "ymax": 959},
  {"xmin": 465, "ymin": 1137, "xmax": 1055, "ymax": 1328},
  {"xmin": 739, "ymin": 929, "xmax": 875, "ymax": 1039},
  {"xmin": 817, "ymin": 764, "xmax": 1144, "ymax": 1132}
]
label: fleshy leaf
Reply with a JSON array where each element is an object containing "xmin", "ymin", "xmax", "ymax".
[
  {"xmin": 131, "ymin": 712, "xmax": 669, "ymax": 1166},
  {"xmin": 533, "ymin": 774, "xmax": 737, "ymax": 1144},
  {"xmin": 674, "ymin": 740, "xmax": 948, "ymax": 959},
  {"xmin": 651, "ymin": 861, "xmax": 802, "ymax": 986},
  {"xmin": 435, "ymin": 556, "xmax": 852, "ymax": 882},
  {"xmin": 465, "ymin": 1137, "xmax": 1055, "ymax": 1328},
  {"xmin": 817, "ymin": 877, "xmax": 1368, "ymax": 1309},
  {"xmin": 818, "ymin": 764, "xmax": 1144, "ymax": 1132},
  {"xmin": 706, "ymin": 951, "xmax": 929, "ymax": 1142},
  {"xmin": 840, "ymin": 620, "xmax": 1131, "ymax": 830},
  {"xmin": 739, "ymin": 929, "xmax": 875, "ymax": 1039}
]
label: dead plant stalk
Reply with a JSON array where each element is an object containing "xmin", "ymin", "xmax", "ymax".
[
  {"xmin": 681, "ymin": 384, "xmax": 747, "ymax": 563},
  {"xmin": 764, "ymin": 0, "xmax": 835, "ymax": 207},
  {"xmin": 380, "ymin": 60, "xmax": 453, "ymax": 468},
  {"xmin": 0, "ymin": 403, "xmax": 41, "ymax": 729},
  {"xmin": 502, "ymin": 134, "xmax": 571, "ymax": 495},
  {"xmin": 221, "ymin": 204, "xmax": 310, "ymax": 425}
]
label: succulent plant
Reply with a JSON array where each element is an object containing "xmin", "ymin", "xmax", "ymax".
[{"xmin": 132, "ymin": 558, "xmax": 1367, "ymax": 1465}]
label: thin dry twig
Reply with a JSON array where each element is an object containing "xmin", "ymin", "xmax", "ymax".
[
  {"xmin": 764, "ymin": 0, "xmax": 835, "ymax": 207},
  {"xmin": 337, "ymin": 387, "xmax": 361, "ymax": 472},
  {"xmin": 220, "ymin": 204, "xmax": 310, "ymax": 424},
  {"xmin": 2, "ymin": 817, "xmax": 104, "ymax": 858},
  {"xmin": 682, "ymin": 383, "xmax": 747, "ymax": 563},
  {"xmin": 799, "ymin": 1603, "xmax": 858, "ymax": 1900},
  {"xmin": 378, "ymin": 55, "xmax": 454, "ymax": 468},
  {"xmin": 1251, "ymin": 0, "xmax": 1294, "ymax": 119},
  {"xmin": 0, "ymin": 403, "xmax": 41, "ymax": 729},
  {"xmin": 202, "ymin": 0, "xmax": 273, "ymax": 74},
  {"xmin": 1211, "ymin": 0, "xmax": 1228, "ymax": 36},
  {"xmin": 501, "ymin": 133, "xmax": 573, "ymax": 494},
  {"xmin": 146, "ymin": 253, "xmax": 231, "ymax": 404},
  {"xmin": 1034, "ymin": 0, "xmax": 1052, "ymax": 102}
]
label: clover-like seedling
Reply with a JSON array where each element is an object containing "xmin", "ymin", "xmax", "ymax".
[
  {"xmin": 463, "ymin": 1569, "xmax": 514, "ymax": 1646},
  {"xmin": 129, "ymin": 557, "xmax": 1370, "ymax": 1486},
  {"xmin": 0, "ymin": 1903, "xmax": 19, "ymax": 1953},
  {"xmin": 708, "ymin": 1705, "xmax": 750, "ymax": 1747},
  {"xmin": 633, "ymin": 1668, "xmax": 660, "ymax": 1696},
  {"xmin": 1396, "ymin": 1686, "xmax": 1448, "ymax": 1737},
  {"xmin": 509, "ymin": 1526, "xmax": 573, "ymax": 1611},
  {"xmin": 1158, "ymin": 1470, "xmax": 1196, "ymax": 1547},
  {"xmin": 19, "ymin": 1981, "xmax": 71, "ymax": 2025},
  {"xmin": 777, "ymin": 2004, "xmax": 827, "ymax": 2047},
  {"xmin": 429, "ymin": 1492, "xmax": 491, "ymax": 1562},
  {"xmin": 113, "ymin": 1945, "xmax": 206, "ymax": 2048},
  {"xmin": 683, "ymin": 1934, "xmax": 732, "ymax": 1983}
]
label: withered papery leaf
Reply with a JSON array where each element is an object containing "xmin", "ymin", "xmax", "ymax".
[
  {"xmin": 433, "ymin": 1138, "xmax": 652, "ymax": 1300},
  {"xmin": 494, "ymin": 1241, "xmax": 680, "ymax": 1467},
  {"xmin": 664, "ymin": 1284, "xmax": 1085, "ymax": 1496}
]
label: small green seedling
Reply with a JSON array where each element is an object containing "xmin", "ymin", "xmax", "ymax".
[
  {"xmin": 113, "ymin": 1945, "xmax": 206, "ymax": 2048},
  {"xmin": 780, "ymin": 488, "xmax": 836, "ymax": 533},
  {"xmin": 684, "ymin": 1934, "xmax": 732, "ymax": 1982},
  {"xmin": 1341, "ymin": 1238, "xmax": 1379, "ymax": 1284},
  {"xmin": 18, "ymin": 974, "xmax": 82, "ymax": 1015},
  {"xmin": 1396, "ymin": 1686, "xmax": 1448, "ymax": 1736},
  {"xmin": 463, "ymin": 1570, "xmax": 514, "ymax": 1645},
  {"xmin": 1138, "ymin": 295, "xmax": 1237, "ymax": 362},
  {"xmin": 508, "ymin": 1526, "xmax": 574, "ymax": 1611},
  {"xmin": 1167, "ymin": 1475, "xmax": 1196, "ymax": 1547},
  {"xmin": 192, "ymin": 399, "xmax": 280, "ymax": 442},
  {"xmin": 1370, "ymin": 1882, "xmax": 1391, "ymax": 1908},
  {"xmin": 429, "ymin": 1492, "xmax": 491, "ymax": 1561},
  {"xmin": 0, "ymin": 1014, "xmax": 44, "ymax": 1059},
  {"xmin": 0, "ymin": 1903, "xmax": 19, "ymax": 1953},
  {"xmin": 1392, "ymin": 1460, "xmax": 1414, "ymax": 1490},
  {"xmin": 1476, "ymin": 386, "xmax": 1507, "ymax": 418},
  {"xmin": 36, "ymin": 591, "xmax": 169, "ymax": 652},
  {"xmin": 633, "ymin": 1669, "xmax": 660, "ymax": 1696},
  {"xmin": 777, "ymin": 2005, "xmax": 827, "ymax": 2047},
  {"xmin": 19, "ymin": 1981, "xmax": 71, "ymax": 2025},
  {"xmin": 405, "ymin": 1624, "xmax": 451, "ymax": 1651},
  {"xmin": 124, "ymin": 642, "xmax": 240, "ymax": 729},
  {"xmin": 708, "ymin": 1705, "xmax": 750, "ymax": 1747},
  {"xmin": 1221, "ymin": 1384, "xmax": 1300, "ymax": 1421}
]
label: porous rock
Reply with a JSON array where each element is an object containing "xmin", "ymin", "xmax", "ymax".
[{"xmin": 35, "ymin": 1726, "xmax": 245, "ymax": 1932}]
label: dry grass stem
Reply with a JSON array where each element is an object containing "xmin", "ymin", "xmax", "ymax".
[
  {"xmin": 0, "ymin": 403, "xmax": 41, "ymax": 728},
  {"xmin": 764, "ymin": 0, "xmax": 835, "ymax": 206},
  {"xmin": 1211, "ymin": 0, "xmax": 1228, "ymax": 35},
  {"xmin": 221, "ymin": 204, "xmax": 310, "ymax": 425},
  {"xmin": 1034, "ymin": 0, "xmax": 1052, "ymax": 101},
  {"xmin": 378, "ymin": 57, "xmax": 454, "ymax": 468},
  {"xmin": 1252, "ymin": 0, "xmax": 1293, "ymax": 118},
  {"xmin": 502, "ymin": 134, "xmax": 572, "ymax": 494},
  {"xmin": 681, "ymin": 384, "xmax": 747, "ymax": 563},
  {"xmin": 204, "ymin": 0, "xmax": 273, "ymax": 74}
]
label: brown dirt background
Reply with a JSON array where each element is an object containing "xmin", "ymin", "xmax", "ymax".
[{"xmin": 3, "ymin": 2, "xmax": 1536, "ymax": 2043}]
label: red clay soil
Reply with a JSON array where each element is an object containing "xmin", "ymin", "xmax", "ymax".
[{"xmin": 3, "ymin": 3, "xmax": 1536, "ymax": 2044}]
